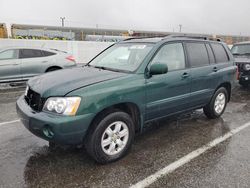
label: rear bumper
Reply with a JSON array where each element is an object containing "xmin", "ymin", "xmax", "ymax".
[{"xmin": 16, "ymin": 95, "xmax": 95, "ymax": 145}]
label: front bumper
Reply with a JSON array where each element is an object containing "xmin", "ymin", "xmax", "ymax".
[{"xmin": 16, "ymin": 95, "xmax": 95, "ymax": 145}]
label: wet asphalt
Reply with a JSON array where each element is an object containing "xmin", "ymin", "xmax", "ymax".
[{"xmin": 0, "ymin": 84, "xmax": 250, "ymax": 188}]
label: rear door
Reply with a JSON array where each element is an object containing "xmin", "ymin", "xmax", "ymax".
[
  {"xmin": 185, "ymin": 42, "xmax": 215, "ymax": 107},
  {"xmin": 0, "ymin": 49, "xmax": 21, "ymax": 82},
  {"xmin": 19, "ymin": 49, "xmax": 49, "ymax": 78},
  {"xmin": 210, "ymin": 43, "xmax": 231, "ymax": 87},
  {"xmin": 145, "ymin": 42, "xmax": 191, "ymax": 121}
]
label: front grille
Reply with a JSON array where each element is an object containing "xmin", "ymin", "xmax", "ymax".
[{"xmin": 25, "ymin": 88, "xmax": 44, "ymax": 111}]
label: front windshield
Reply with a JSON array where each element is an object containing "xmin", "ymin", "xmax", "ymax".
[
  {"xmin": 231, "ymin": 44, "xmax": 250, "ymax": 55},
  {"xmin": 89, "ymin": 43, "xmax": 153, "ymax": 72}
]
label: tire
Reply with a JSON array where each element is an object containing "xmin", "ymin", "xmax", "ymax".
[
  {"xmin": 46, "ymin": 67, "xmax": 61, "ymax": 72},
  {"xmin": 85, "ymin": 111, "xmax": 135, "ymax": 164},
  {"xmin": 203, "ymin": 87, "xmax": 228, "ymax": 119}
]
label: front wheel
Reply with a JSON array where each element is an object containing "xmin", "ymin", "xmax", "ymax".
[
  {"xmin": 203, "ymin": 87, "xmax": 228, "ymax": 119},
  {"xmin": 85, "ymin": 111, "xmax": 135, "ymax": 164}
]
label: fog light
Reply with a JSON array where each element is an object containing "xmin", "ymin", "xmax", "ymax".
[
  {"xmin": 245, "ymin": 77, "xmax": 249, "ymax": 80},
  {"xmin": 43, "ymin": 126, "xmax": 54, "ymax": 138}
]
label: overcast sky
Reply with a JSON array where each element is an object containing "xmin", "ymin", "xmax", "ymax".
[{"xmin": 1, "ymin": 0, "xmax": 250, "ymax": 36}]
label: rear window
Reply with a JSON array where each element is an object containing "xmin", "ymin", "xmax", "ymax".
[
  {"xmin": 42, "ymin": 50, "xmax": 56, "ymax": 57},
  {"xmin": 19, "ymin": 49, "xmax": 43, "ymax": 59},
  {"xmin": 210, "ymin": 43, "xmax": 229, "ymax": 63},
  {"xmin": 186, "ymin": 42, "xmax": 209, "ymax": 67}
]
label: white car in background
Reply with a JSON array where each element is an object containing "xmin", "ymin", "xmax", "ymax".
[{"xmin": 0, "ymin": 47, "xmax": 76, "ymax": 83}]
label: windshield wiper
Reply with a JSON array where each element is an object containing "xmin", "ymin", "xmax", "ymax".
[
  {"xmin": 92, "ymin": 65, "xmax": 131, "ymax": 73},
  {"xmin": 93, "ymin": 65, "xmax": 108, "ymax": 70}
]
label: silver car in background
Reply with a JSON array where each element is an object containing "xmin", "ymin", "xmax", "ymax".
[{"xmin": 0, "ymin": 47, "xmax": 76, "ymax": 83}]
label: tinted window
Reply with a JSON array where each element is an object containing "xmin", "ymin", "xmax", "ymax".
[
  {"xmin": 0, "ymin": 50, "xmax": 17, "ymax": 60},
  {"xmin": 186, "ymin": 42, "xmax": 209, "ymax": 67},
  {"xmin": 20, "ymin": 49, "xmax": 43, "ymax": 59},
  {"xmin": 206, "ymin": 44, "xmax": 215, "ymax": 64},
  {"xmin": 151, "ymin": 43, "xmax": 185, "ymax": 71},
  {"xmin": 211, "ymin": 43, "xmax": 229, "ymax": 63},
  {"xmin": 42, "ymin": 50, "xmax": 56, "ymax": 56}
]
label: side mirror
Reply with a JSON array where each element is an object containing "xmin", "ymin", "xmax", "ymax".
[{"xmin": 150, "ymin": 63, "xmax": 168, "ymax": 75}]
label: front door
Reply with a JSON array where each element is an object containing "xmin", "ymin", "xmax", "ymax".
[
  {"xmin": 145, "ymin": 42, "xmax": 191, "ymax": 121},
  {"xmin": 0, "ymin": 49, "xmax": 21, "ymax": 82}
]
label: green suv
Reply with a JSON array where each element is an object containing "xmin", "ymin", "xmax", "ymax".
[{"xmin": 17, "ymin": 35, "xmax": 237, "ymax": 163}]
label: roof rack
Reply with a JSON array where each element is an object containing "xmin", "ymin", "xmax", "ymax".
[
  {"xmin": 122, "ymin": 35, "xmax": 167, "ymax": 41},
  {"xmin": 164, "ymin": 34, "xmax": 208, "ymax": 40},
  {"xmin": 121, "ymin": 34, "xmax": 222, "ymax": 42},
  {"xmin": 163, "ymin": 34, "xmax": 222, "ymax": 42}
]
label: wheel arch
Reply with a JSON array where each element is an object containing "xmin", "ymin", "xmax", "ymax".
[
  {"xmin": 86, "ymin": 102, "xmax": 142, "ymax": 138},
  {"xmin": 45, "ymin": 66, "xmax": 62, "ymax": 72},
  {"xmin": 215, "ymin": 82, "xmax": 231, "ymax": 102}
]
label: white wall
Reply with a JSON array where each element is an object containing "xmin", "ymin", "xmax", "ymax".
[{"xmin": 0, "ymin": 39, "xmax": 113, "ymax": 64}]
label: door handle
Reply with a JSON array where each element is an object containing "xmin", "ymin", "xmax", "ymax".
[
  {"xmin": 12, "ymin": 64, "xmax": 19, "ymax": 66},
  {"xmin": 213, "ymin": 67, "xmax": 218, "ymax": 72},
  {"xmin": 41, "ymin": 61, "xmax": 48, "ymax": 63},
  {"xmin": 182, "ymin": 72, "xmax": 190, "ymax": 79}
]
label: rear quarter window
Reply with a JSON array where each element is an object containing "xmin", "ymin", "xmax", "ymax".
[{"xmin": 210, "ymin": 43, "xmax": 229, "ymax": 63}]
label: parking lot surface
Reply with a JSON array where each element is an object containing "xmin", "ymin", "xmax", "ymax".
[{"xmin": 0, "ymin": 84, "xmax": 250, "ymax": 188}]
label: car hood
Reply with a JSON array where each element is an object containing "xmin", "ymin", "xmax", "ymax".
[
  {"xmin": 234, "ymin": 56, "xmax": 250, "ymax": 64},
  {"xmin": 28, "ymin": 66, "xmax": 127, "ymax": 98}
]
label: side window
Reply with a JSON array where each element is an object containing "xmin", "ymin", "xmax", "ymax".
[
  {"xmin": 186, "ymin": 42, "xmax": 209, "ymax": 67},
  {"xmin": 19, "ymin": 49, "xmax": 43, "ymax": 59},
  {"xmin": 206, "ymin": 44, "xmax": 215, "ymax": 64},
  {"xmin": 210, "ymin": 43, "xmax": 229, "ymax": 63},
  {"xmin": 0, "ymin": 50, "xmax": 17, "ymax": 60},
  {"xmin": 151, "ymin": 43, "xmax": 185, "ymax": 71},
  {"xmin": 42, "ymin": 50, "xmax": 56, "ymax": 57}
]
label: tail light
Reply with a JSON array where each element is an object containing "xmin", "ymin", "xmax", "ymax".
[{"xmin": 66, "ymin": 55, "xmax": 76, "ymax": 63}]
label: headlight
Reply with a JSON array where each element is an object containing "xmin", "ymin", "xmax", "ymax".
[
  {"xmin": 43, "ymin": 97, "xmax": 81, "ymax": 116},
  {"xmin": 25, "ymin": 86, "xmax": 29, "ymax": 96},
  {"xmin": 244, "ymin": 64, "xmax": 250, "ymax": 71}
]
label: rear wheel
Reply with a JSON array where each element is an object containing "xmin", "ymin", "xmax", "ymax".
[
  {"xmin": 85, "ymin": 111, "xmax": 135, "ymax": 164},
  {"xmin": 203, "ymin": 87, "xmax": 228, "ymax": 119}
]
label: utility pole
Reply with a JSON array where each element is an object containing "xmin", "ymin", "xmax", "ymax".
[
  {"xmin": 179, "ymin": 24, "xmax": 182, "ymax": 33},
  {"xmin": 60, "ymin": 17, "xmax": 65, "ymax": 27}
]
